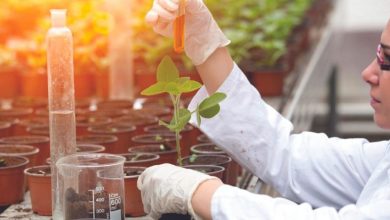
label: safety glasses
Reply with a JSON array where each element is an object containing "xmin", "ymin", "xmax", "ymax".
[{"xmin": 376, "ymin": 44, "xmax": 390, "ymax": 71}]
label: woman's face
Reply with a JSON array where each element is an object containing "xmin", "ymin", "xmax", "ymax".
[{"xmin": 362, "ymin": 20, "xmax": 390, "ymax": 129}]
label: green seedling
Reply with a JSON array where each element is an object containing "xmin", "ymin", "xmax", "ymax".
[{"xmin": 141, "ymin": 56, "xmax": 226, "ymax": 165}]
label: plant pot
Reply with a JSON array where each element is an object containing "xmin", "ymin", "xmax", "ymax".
[
  {"xmin": 0, "ymin": 144, "xmax": 39, "ymax": 167},
  {"xmin": 0, "ymin": 118, "xmax": 17, "ymax": 137},
  {"xmin": 114, "ymin": 114, "xmax": 158, "ymax": 135},
  {"xmin": 120, "ymin": 153, "xmax": 160, "ymax": 167},
  {"xmin": 0, "ymin": 107, "xmax": 34, "ymax": 121},
  {"xmin": 87, "ymin": 109, "xmax": 129, "ymax": 119},
  {"xmin": 96, "ymin": 99, "xmax": 134, "ymax": 110},
  {"xmin": 128, "ymin": 144, "xmax": 177, "ymax": 165},
  {"xmin": 11, "ymin": 97, "xmax": 48, "ymax": 112},
  {"xmin": 0, "ymin": 156, "xmax": 28, "ymax": 205},
  {"xmin": 247, "ymin": 68, "xmax": 287, "ymax": 97},
  {"xmin": 0, "ymin": 135, "xmax": 50, "ymax": 165},
  {"xmin": 14, "ymin": 117, "xmax": 49, "ymax": 136},
  {"xmin": 87, "ymin": 123, "xmax": 136, "ymax": 154},
  {"xmin": 24, "ymin": 165, "xmax": 51, "ymax": 216},
  {"xmin": 0, "ymin": 68, "xmax": 20, "ymax": 99},
  {"xmin": 76, "ymin": 135, "xmax": 118, "ymax": 153},
  {"xmin": 76, "ymin": 143, "xmax": 106, "ymax": 153},
  {"xmin": 124, "ymin": 166, "xmax": 146, "ymax": 217},
  {"xmin": 191, "ymin": 143, "xmax": 239, "ymax": 186},
  {"xmin": 20, "ymin": 71, "xmax": 48, "ymax": 98},
  {"xmin": 196, "ymin": 134, "xmax": 212, "ymax": 143},
  {"xmin": 181, "ymin": 155, "xmax": 232, "ymax": 184},
  {"xmin": 26, "ymin": 125, "xmax": 49, "ymax": 136},
  {"xmin": 74, "ymin": 72, "xmax": 95, "ymax": 99},
  {"xmin": 76, "ymin": 115, "xmax": 112, "ymax": 136},
  {"xmin": 0, "ymin": 122, "xmax": 12, "ymax": 138}
]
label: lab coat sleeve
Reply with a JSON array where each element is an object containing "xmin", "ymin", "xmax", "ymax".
[
  {"xmin": 188, "ymin": 63, "xmax": 389, "ymax": 208},
  {"xmin": 211, "ymin": 184, "xmax": 390, "ymax": 220}
]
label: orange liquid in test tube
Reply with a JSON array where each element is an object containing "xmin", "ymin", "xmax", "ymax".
[{"xmin": 174, "ymin": 0, "xmax": 185, "ymax": 53}]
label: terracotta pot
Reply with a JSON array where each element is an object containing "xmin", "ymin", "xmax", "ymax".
[
  {"xmin": 248, "ymin": 68, "xmax": 286, "ymax": 97},
  {"xmin": 0, "ymin": 135, "xmax": 50, "ymax": 165},
  {"xmin": 0, "ymin": 122, "xmax": 12, "ymax": 138},
  {"xmin": 76, "ymin": 115, "xmax": 112, "ymax": 136},
  {"xmin": 191, "ymin": 143, "xmax": 239, "ymax": 186},
  {"xmin": 128, "ymin": 144, "xmax": 177, "ymax": 165},
  {"xmin": 24, "ymin": 165, "xmax": 51, "ymax": 215},
  {"xmin": 114, "ymin": 114, "xmax": 158, "ymax": 135},
  {"xmin": 124, "ymin": 166, "xmax": 146, "ymax": 217},
  {"xmin": 76, "ymin": 144, "xmax": 106, "ymax": 153},
  {"xmin": 26, "ymin": 125, "xmax": 49, "ymax": 136},
  {"xmin": 181, "ymin": 155, "xmax": 232, "ymax": 184},
  {"xmin": 120, "ymin": 153, "xmax": 160, "ymax": 167},
  {"xmin": 196, "ymin": 134, "xmax": 212, "ymax": 143},
  {"xmin": 20, "ymin": 71, "xmax": 48, "ymax": 98},
  {"xmin": 144, "ymin": 123, "xmax": 194, "ymax": 157},
  {"xmin": 96, "ymin": 99, "xmax": 134, "ymax": 110},
  {"xmin": 11, "ymin": 97, "xmax": 47, "ymax": 112},
  {"xmin": 76, "ymin": 135, "xmax": 118, "ymax": 153},
  {"xmin": 14, "ymin": 117, "xmax": 49, "ymax": 136},
  {"xmin": 87, "ymin": 123, "xmax": 136, "ymax": 154},
  {"xmin": 0, "ymin": 144, "xmax": 39, "ymax": 167},
  {"xmin": 0, "ymin": 107, "xmax": 34, "ymax": 121},
  {"xmin": 0, "ymin": 68, "xmax": 20, "ymax": 99},
  {"xmin": 74, "ymin": 73, "xmax": 95, "ymax": 99},
  {"xmin": 86, "ymin": 109, "xmax": 129, "ymax": 119},
  {"xmin": 0, "ymin": 118, "xmax": 17, "ymax": 137},
  {"xmin": 0, "ymin": 156, "xmax": 28, "ymax": 205}
]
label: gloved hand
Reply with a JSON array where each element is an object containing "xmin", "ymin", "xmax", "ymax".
[
  {"xmin": 137, "ymin": 163, "xmax": 217, "ymax": 219},
  {"xmin": 145, "ymin": 0, "xmax": 230, "ymax": 65}
]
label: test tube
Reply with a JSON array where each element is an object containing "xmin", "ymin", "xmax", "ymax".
[
  {"xmin": 47, "ymin": 9, "xmax": 77, "ymax": 219},
  {"xmin": 173, "ymin": 0, "xmax": 186, "ymax": 53}
]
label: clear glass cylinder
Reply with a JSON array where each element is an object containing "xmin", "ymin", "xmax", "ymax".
[
  {"xmin": 57, "ymin": 153, "xmax": 126, "ymax": 220},
  {"xmin": 47, "ymin": 9, "xmax": 77, "ymax": 219}
]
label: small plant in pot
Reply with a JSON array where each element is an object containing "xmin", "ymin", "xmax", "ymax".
[
  {"xmin": 0, "ymin": 155, "xmax": 29, "ymax": 206},
  {"xmin": 24, "ymin": 165, "xmax": 51, "ymax": 216},
  {"xmin": 141, "ymin": 56, "xmax": 226, "ymax": 219}
]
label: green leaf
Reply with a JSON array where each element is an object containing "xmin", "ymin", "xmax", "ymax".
[
  {"xmin": 157, "ymin": 56, "xmax": 179, "ymax": 83},
  {"xmin": 166, "ymin": 108, "xmax": 191, "ymax": 132},
  {"xmin": 198, "ymin": 92, "xmax": 226, "ymax": 118},
  {"xmin": 200, "ymin": 105, "xmax": 220, "ymax": 118},
  {"xmin": 141, "ymin": 82, "xmax": 167, "ymax": 96},
  {"xmin": 179, "ymin": 79, "xmax": 202, "ymax": 93},
  {"xmin": 165, "ymin": 82, "xmax": 180, "ymax": 95}
]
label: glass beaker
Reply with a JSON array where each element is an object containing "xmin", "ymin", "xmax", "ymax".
[{"xmin": 57, "ymin": 153, "xmax": 126, "ymax": 220}]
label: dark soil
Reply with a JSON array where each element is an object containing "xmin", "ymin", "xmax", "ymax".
[
  {"xmin": 28, "ymin": 166, "xmax": 51, "ymax": 176},
  {"xmin": 0, "ymin": 156, "xmax": 27, "ymax": 168},
  {"xmin": 65, "ymin": 187, "xmax": 124, "ymax": 220},
  {"xmin": 182, "ymin": 155, "xmax": 229, "ymax": 166}
]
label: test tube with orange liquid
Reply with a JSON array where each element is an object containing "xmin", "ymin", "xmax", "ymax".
[{"xmin": 174, "ymin": 0, "xmax": 185, "ymax": 53}]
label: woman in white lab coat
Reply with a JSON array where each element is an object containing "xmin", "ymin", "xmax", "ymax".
[{"xmin": 137, "ymin": 0, "xmax": 390, "ymax": 219}]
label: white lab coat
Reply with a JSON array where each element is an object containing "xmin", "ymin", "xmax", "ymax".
[{"xmin": 188, "ymin": 63, "xmax": 390, "ymax": 219}]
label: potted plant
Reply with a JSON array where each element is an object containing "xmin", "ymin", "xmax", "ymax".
[
  {"xmin": 24, "ymin": 165, "xmax": 51, "ymax": 216},
  {"xmin": 123, "ymin": 166, "xmax": 146, "ymax": 217},
  {"xmin": 0, "ymin": 155, "xmax": 29, "ymax": 206},
  {"xmin": 141, "ymin": 56, "xmax": 226, "ymax": 165}
]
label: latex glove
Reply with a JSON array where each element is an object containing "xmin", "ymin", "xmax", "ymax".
[
  {"xmin": 145, "ymin": 0, "xmax": 230, "ymax": 65},
  {"xmin": 137, "ymin": 163, "xmax": 217, "ymax": 219}
]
